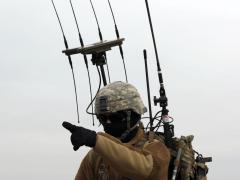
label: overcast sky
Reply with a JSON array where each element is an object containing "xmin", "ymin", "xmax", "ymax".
[{"xmin": 1, "ymin": 0, "xmax": 240, "ymax": 179}]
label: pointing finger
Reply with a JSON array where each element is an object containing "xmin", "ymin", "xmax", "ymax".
[
  {"xmin": 73, "ymin": 145, "xmax": 80, "ymax": 151},
  {"xmin": 62, "ymin": 121, "xmax": 77, "ymax": 133}
]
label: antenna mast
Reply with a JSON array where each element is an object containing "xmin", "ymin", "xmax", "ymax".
[{"xmin": 144, "ymin": 0, "xmax": 174, "ymax": 147}]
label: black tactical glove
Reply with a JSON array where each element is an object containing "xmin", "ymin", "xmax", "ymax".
[{"xmin": 62, "ymin": 121, "xmax": 97, "ymax": 151}]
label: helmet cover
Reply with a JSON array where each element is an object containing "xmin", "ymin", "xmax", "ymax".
[{"xmin": 95, "ymin": 81, "xmax": 147, "ymax": 115}]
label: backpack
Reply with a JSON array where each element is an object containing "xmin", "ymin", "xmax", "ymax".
[
  {"xmin": 154, "ymin": 133, "xmax": 211, "ymax": 180},
  {"xmin": 93, "ymin": 132, "xmax": 211, "ymax": 180}
]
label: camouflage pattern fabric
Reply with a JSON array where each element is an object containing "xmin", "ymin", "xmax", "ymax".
[{"xmin": 95, "ymin": 81, "xmax": 147, "ymax": 115}]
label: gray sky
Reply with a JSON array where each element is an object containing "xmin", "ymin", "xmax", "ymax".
[{"xmin": 1, "ymin": 0, "xmax": 240, "ymax": 179}]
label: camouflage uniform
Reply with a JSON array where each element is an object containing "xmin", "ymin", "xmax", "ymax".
[{"xmin": 75, "ymin": 82, "xmax": 170, "ymax": 180}]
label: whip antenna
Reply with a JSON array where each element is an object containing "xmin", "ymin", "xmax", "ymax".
[
  {"xmin": 70, "ymin": 0, "xmax": 95, "ymax": 125},
  {"xmin": 107, "ymin": 0, "xmax": 128, "ymax": 82},
  {"xmin": 145, "ymin": 0, "xmax": 163, "ymax": 85},
  {"xmin": 89, "ymin": 0, "xmax": 111, "ymax": 83},
  {"xmin": 89, "ymin": 0, "xmax": 102, "ymax": 41},
  {"xmin": 69, "ymin": 0, "xmax": 88, "ymax": 67},
  {"xmin": 144, "ymin": 0, "xmax": 174, "ymax": 147},
  {"xmin": 143, "ymin": 50, "xmax": 154, "ymax": 132},
  {"xmin": 51, "ymin": 0, "xmax": 80, "ymax": 123}
]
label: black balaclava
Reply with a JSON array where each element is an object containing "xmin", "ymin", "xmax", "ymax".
[{"xmin": 98, "ymin": 110, "xmax": 141, "ymax": 142}]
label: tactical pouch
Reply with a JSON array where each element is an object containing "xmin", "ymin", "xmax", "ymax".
[
  {"xmin": 167, "ymin": 135, "xmax": 211, "ymax": 180},
  {"xmin": 195, "ymin": 158, "xmax": 209, "ymax": 180}
]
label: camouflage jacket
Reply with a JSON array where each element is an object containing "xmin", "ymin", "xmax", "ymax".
[{"xmin": 75, "ymin": 126, "xmax": 170, "ymax": 180}]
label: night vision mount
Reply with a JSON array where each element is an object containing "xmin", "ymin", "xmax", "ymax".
[{"xmin": 62, "ymin": 38, "xmax": 124, "ymax": 86}]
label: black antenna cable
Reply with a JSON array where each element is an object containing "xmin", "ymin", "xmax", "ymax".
[
  {"xmin": 107, "ymin": 0, "xmax": 128, "ymax": 83},
  {"xmin": 69, "ymin": 0, "xmax": 95, "ymax": 125},
  {"xmin": 86, "ymin": 66, "xmax": 102, "ymax": 116},
  {"xmin": 89, "ymin": 0, "xmax": 111, "ymax": 83},
  {"xmin": 51, "ymin": 0, "xmax": 80, "ymax": 123}
]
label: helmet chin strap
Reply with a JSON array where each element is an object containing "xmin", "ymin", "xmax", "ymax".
[
  {"xmin": 120, "ymin": 111, "xmax": 140, "ymax": 141},
  {"xmin": 120, "ymin": 120, "xmax": 140, "ymax": 141},
  {"xmin": 126, "ymin": 110, "xmax": 131, "ymax": 130}
]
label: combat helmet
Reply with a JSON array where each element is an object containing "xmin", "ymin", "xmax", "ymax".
[{"xmin": 95, "ymin": 81, "xmax": 147, "ymax": 115}]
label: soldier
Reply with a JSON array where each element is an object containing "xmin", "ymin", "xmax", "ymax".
[{"xmin": 63, "ymin": 81, "xmax": 170, "ymax": 180}]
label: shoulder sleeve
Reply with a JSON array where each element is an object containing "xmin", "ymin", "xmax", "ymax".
[
  {"xmin": 75, "ymin": 150, "xmax": 95, "ymax": 180},
  {"xmin": 144, "ymin": 140, "xmax": 170, "ymax": 179},
  {"xmin": 93, "ymin": 133, "xmax": 154, "ymax": 179}
]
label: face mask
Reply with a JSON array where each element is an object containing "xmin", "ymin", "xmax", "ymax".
[
  {"xmin": 103, "ymin": 121, "xmax": 127, "ymax": 137},
  {"xmin": 98, "ymin": 111, "xmax": 141, "ymax": 138},
  {"xmin": 98, "ymin": 112, "xmax": 127, "ymax": 137}
]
